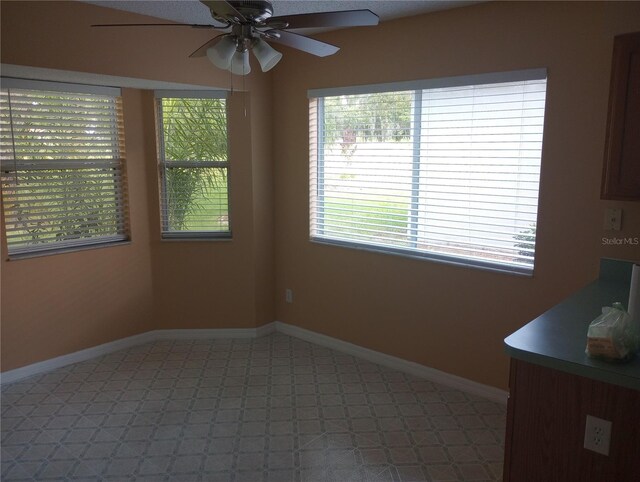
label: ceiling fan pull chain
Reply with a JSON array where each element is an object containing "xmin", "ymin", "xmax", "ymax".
[{"xmin": 242, "ymin": 68, "xmax": 247, "ymax": 118}]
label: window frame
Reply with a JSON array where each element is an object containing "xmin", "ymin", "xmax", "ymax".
[
  {"xmin": 154, "ymin": 90, "xmax": 231, "ymax": 240},
  {"xmin": 0, "ymin": 77, "xmax": 129, "ymax": 259},
  {"xmin": 308, "ymin": 69, "xmax": 548, "ymax": 276}
]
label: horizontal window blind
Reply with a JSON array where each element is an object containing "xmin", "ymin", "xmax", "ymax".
[
  {"xmin": 309, "ymin": 71, "xmax": 547, "ymax": 274},
  {"xmin": 156, "ymin": 95, "xmax": 230, "ymax": 238},
  {"xmin": 0, "ymin": 84, "xmax": 128, "ymax": 257}
]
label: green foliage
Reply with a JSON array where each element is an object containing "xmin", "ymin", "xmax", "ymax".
[
  {"xmin": 1, "ymin": 92, "xmax": 230, "ymax": 247},
  {"xmin": 2, "ymin": 168, "xmax": 121, "ymax": 246},
  {"xmin": 162, "ymin": 98, "xmax": 227, "ymax": 162},
  {"xmin": 161, "ymin": 98, "xmax": 228, "ymax": 231},
  {"xmin": 514, "ymin": 224, "xmax": 536, "ymax": 259},
  {"xmin": 164, "ymin": 167, "xmax": 229, "ymax": 231},
  {"xmin": 323, "ymin": 92, "xmax": 412, "ymax": 148},
  {"xmin": 322, "ymin": 197, "xmax": 410, "ymax": 242},
  {"xmin": 0, "ymin": 90, "xmax": 124, "ymax": 248}
]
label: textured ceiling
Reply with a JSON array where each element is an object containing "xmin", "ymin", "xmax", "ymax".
[{"xmin": 85, "ymin": 1, "xmax": 482, "ymax": 30}]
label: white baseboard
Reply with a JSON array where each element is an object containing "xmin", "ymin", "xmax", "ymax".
[
  {"xmin": 0, "ymin": 331, "xmax": 156, "ymax": 385},
  {"xmin": 1, "ymin": 320, "xmax": 506, "ymax": 405},
  {"xmin": 256, "ymin": 322, "xmax": 278, "ymax": 337},
  {"xmin": 274, "ymin": 321, "xmax": 508, "ymax": 405},
  {"xmin": 0, "ymin": 323, "xmax": 276, "ymax": 385},
  {"xmin": 153, "ymin": 322, "xmax": 276, "ymax": 340}
]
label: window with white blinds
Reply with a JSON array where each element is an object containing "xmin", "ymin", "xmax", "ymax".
[
  {"xmin": 309, "ymin": 69, "xmax": 547, "ymax": 275},
  {"xmin": 0, "ymin": 79, "xmax": 128, "ymax": 258},
  {"xmin": 155, "ymin": 91, "xmax": 230, "ymax": 239}
]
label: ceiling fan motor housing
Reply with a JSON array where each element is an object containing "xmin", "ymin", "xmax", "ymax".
[
  {"xmin": 230, "ymin": 24, "xmax": 255, "ymax": 51},
  {"xmin": 227, "ymin": 1, "xmax": 274, "ymax": 23},
  {"xmin": 91, "ymin": 1, "xmax": 380, "ymax": 70}
]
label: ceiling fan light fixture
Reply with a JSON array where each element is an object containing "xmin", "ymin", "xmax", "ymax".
[
  {"xmin": 93, "ymin": 2, "xmax": 380, "ymax": 74},
  {"xmin": 252, "ymin": 39, "xmax": 283, "ymax": 72},
  {"xmin": 206, "ymin": 35, "xmax": 237, "ymax": 70},
  {"xmin": 230, "ymin": 49, "xmax": 251, "ymax": 75}
]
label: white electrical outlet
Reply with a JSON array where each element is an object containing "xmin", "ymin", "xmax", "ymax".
[
  {"xmin": 584, "ymin": 415, "xmax": 612, "ymax": 456},
  {"xmin": 285, "ymin": 289, "xmax": 293, "ymax": 303},
  {"xmin": 603, "ymin": 208, "xmax": 622, "ymax": 231}
]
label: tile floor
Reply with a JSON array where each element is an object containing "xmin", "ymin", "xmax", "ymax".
[{"xmin": 1, "ymin": 333, "xmax": 505, "ymax": 481}]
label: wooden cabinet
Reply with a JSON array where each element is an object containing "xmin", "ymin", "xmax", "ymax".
[
  {"xmin": 601, "ymin": 32, "xmax": 640, "ymax": 201},
  {"xmin": 503, "ymin": 359, "xmax": 640, "ymax": 481}
]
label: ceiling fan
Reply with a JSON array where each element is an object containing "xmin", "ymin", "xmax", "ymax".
[{"xmin": 92, "ymin": 0, "xmax": 380, "ymax": 75}]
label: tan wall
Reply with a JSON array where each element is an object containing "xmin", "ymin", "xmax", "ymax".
[
  {"xmin": 0, "ymin": 89, "xmax": 155, "ymax": 371},
  {"xmin": 272, "ymin": 1, "xmax": 640, "ymax": 389},
  {"xmin": 1, "ymin": 1, "xmax": 238, "ymax": 90},
  {"xmin": 250, "ymin": 78, "xmax": 276, "ymax": 327},
  {"xmin": 0, "ymin": 1, "xmax": 275, "ymax": 370},
  {"xmin": 2, "ymin": 0, "xmax": 639, "ymax": 389},
  {"xmin": 150, "ymin": 91, "xmax": 263, "ymax": 330}
]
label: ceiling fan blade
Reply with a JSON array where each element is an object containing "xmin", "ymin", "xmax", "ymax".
[
  {"xmin": 91, "ymin": 23, "xmax": 216, "ymax": 29},
  {"xmin": 200, "ymin": 1, "xmax": 246, "ymax": 22},
  {"xmin": 267, "ymin": 30, "xmax": 339, "ymax": 57},
  {"xmin": 266, "ymin": 9, "xmax": 379, "ymax": 30},
  {"xmin": 189, "ymin": 35, "xmax": 226, "ymax": 58}
]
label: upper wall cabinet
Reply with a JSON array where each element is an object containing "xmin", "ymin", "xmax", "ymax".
[{"xmin": 601, "ymin": 32, "xmax": 640, "ymax": 201}]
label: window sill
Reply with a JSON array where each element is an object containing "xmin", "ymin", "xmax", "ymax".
[
  {"xmin": 310, "ymin": 237, "xmax": 534, "ymax": 277},
  {"xmin": 160, "ymin": 232, "xmax": 233, "ymax": 242},
  {"xmin": 6, "ymin": 239, "xmax": 131, "ymax": 261}
]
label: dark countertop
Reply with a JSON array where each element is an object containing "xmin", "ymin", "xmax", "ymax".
[{"xmin": 504, "ymin": 259, "xmax": 640, "ymax": 391}]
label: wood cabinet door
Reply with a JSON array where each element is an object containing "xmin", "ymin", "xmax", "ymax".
[
  {"xmin": 503, "ymin": 359, "xmax": 640, "ymax": 482},
  {"xmin": 601, "ymin": 32, "xmax": 640, "ymax": 200}
]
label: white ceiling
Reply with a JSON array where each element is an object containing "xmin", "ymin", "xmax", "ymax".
[{"xmin": 85, "ymin": 1, "xmax": 481, "ymax": 30}]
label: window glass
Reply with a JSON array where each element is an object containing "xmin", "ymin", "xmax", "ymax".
[
  {"xmin": 309, "ymin": 72, "xmax": 547, "ymax": 274},
  {"xmin": 156, "ymin": 96, "xmax": 230, "ymax": 238},
  {"xmin": 0, "ymin": 83, "xmax": 128, "ymax": 257}
]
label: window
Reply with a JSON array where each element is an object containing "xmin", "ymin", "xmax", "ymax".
[
  {"xmin": 155, "ymin": 91, "xmax": 230, "ymax": 239},
  {"xmin": 309, "ymin": 69, "xmax": 547, "ymax": 275},
  {"xmin": 0, "ymin": 79, "xmax": 128, "ymax": 258}
]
